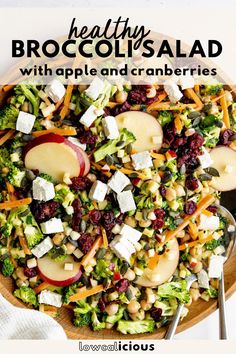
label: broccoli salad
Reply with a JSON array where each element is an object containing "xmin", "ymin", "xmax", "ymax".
[{"xmin": 0, "ymin": 77, "xmax": 236, "ymax": 335}]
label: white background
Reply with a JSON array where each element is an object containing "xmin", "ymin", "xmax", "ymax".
[{"xmin": 0, "ymin": 0, "xmax": 236, "ymax": 340}]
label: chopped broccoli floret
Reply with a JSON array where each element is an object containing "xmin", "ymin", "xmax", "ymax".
[
  {"xmin": 106, "ymin": 307, "xmax": 124, "ymax": 324},
  {"xmin": 1, "ymin": 257, "xmax": 14, "ymax": 277},
  {"xmin": 14, "ymin": 286, "xmax": 38, "ymax": 306},
  {"xmin": 201, "ymin": 126, "xmax": 221, "ymax": 148},
  {"xmin": 48, "ymin": 246, "xmax": 67, "ymax": 262},
  {"xmin": 14, "ymin": 84, "xmax": 40, "ymax": 116},
  {"xmin": 20, "ymin": 210, "xmax": 43, "ymax": 248},
  {"xmin": 62, "ymin": 282, "xmax": 81, "ymax": 304},
  {"xmin": 202, "ymin": 84, "xmax": 223, "ymax": 96},
  {"xmin": 74, "ymin": 312, "xmax": 91, "ymax": 327},
  {"xmin": 94, "ymin": 259, "xmax": 113, "ymax": 280},
  {"xmin": 38, "ymin": 173, "xmax": 54, "ymax": 183},
  {"xmin": 10, "ymin": 136, "xmax": 25, "ymax": 152},
  {"xmin": 0, "ymin": 147, "xmax": 25, "ymax": 187},
  {"xmin": 206, "ymin": 286, "xmax": 218, "ymax": 298},
  {"xmin": 74, "ymin": 299, "xmax": 92, "ymax": 315},
  {"xmin": 80, "ymin": 81, "xmax": 117, "ymax": 109},
  {"xmin": 158, "ymin": 111, "xmax": 173, "ymax": 126},
  {"xmin": 158, "ymin": 280, "xmax": 190, "ymax": 304},
  {"xmin": 94, "ymin": 128, "xmax": 136, "ymax": 162},
  {"xmin": 0, "ymin": 105, "xmax": 19, "ymax": 130},
  {"xmin": 0, "ymin": 206, "xmax": 27, "ymax": 238},
  {"xmin": 54, "ymin": 184, "xmax": 75, "ymax": 208},
  {"xmin": 91, "ymin": 311, "xmax": 106, "ymax": 331},
  {"xmin": 117, "ymin": 320, "xmax": 155, "ymax": 334}
]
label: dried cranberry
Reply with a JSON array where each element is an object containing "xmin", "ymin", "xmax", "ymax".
[
  {"xmin": 150, "ymin": 307, "xmax": 163, "ymax": 322},
  {"xmin": 184, "ymin": 200, "xmax": 197, "ymax": 215},
  {"xmin": 185, "ymin": 175, "xmax": 199, "ymax": 191},
  {"xmin": 159, "ymin": 184, "xmax": 167, "ymax": 198},
  {"xmin": 71, "ymin": 198, "xmax": 83, "ymax": 231},
  {"xmin": 103, "ymin": 107, "xmax": 111, "ymax": 117},
  {"xmin": 163, "ymin": 123, "xmax": 177, "ymax": 145},
  {"xmin": 31, "ymin": 201, "xmax": 60, "ymax": 223},
  {"xmin": 102, "ymin": 211, "xmax": 116, "ymax": 232},
  {"xmin": 112, "ymin": 101, "xmax": 131, "ymax": 116},
  {"xmin": 78, "ymin": 233, "xmax": 95, "ymax": 254},
  {"xmin": 79, "ymin": 131, "xmax": 97, "ymax": 146},
  {"xmin": 207, "ymin": 205, "xmax": 218, "ymax": 214},
  {"xmin": 188, "ymin": 132, "xmax": 204, "ymax": 149},
  {"xmin": 113, "ymin": 271, "xmax": 121, "ymax": 281},
  {"xmin": 24, "ymin": 267, "xmax": 37, "ymax": 278},
  {"xmin": 185, "ymin": 157, "xmax": 200, "ymax": 173},
  {"xmin": 115, "ymin": 279, "xmax": 129, "ymax": 293},
  {"xmin": 98, "ymin": 296, "xmax": 106, "ymax": 312},
  {"xmin": 128, "ymin": 88, "xmax": 147, "ymax": 105},
  {"xmin": 116, "ymin": 213, "xmax": 124, "ymax": 225},
  {"xmin": 152, "ymin": 218, "xmax": 165, "ymax": 230},
  {"xmin": 72, "ymin": 198, "xmax": 82, "ymax": 211},
  {"xmin": 219, "ymin": 129, "xmax": 236, "ymax": 146},
  {"xmin": 70, "ymin": 177, "xmax": 92, "ymax": 191},
  {"xmin": 173, "ymin": 137, "xmax": 185, "ymax": 148},
  {"xmin": 89, "ymin": 210, "xmax": 102, "ymax": 225},
  {"xmin": 154, "ymin": 209, "xmax": 166, "ymax": 219}
]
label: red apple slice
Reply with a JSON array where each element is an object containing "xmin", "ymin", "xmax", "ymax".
[
  {"xmin": 37, "ymin": 254, "xmax": 82, "ymax": 287},
  {"xmin": 135, "ymin": 238, "xmax": 179, "ymax": 287},
  {"xmin": 116, "ymin": 111, "xmax": 163, "ymax": 152},
  {"xmin": 209, "ymin": 146, "xmax": 236, "ymax": 191},
  {"xmin": 24, "ymin": 133, "xmax": 90, "ymax": 182}
]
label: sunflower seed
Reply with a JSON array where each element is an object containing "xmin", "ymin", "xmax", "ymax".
[
  {"xmin": 204, "ymin": 167, "xmax": 220, "ymax": 177},
  {"xmin": 123, "ymin": 184, "xmax": 133, "ymax": 191},
  {"xmin": 96, "ymin": 248, "xmax": 107, "ymax": 260},
  {"xmin": 80, "ymin": 219, "xmax": 87, "ymax": 233},
  {"xmin": 105, "ymin": 155, "xmax": 114, "ymax": 165},
  {"xmin": 126, "ymin": 144, "xmax": 132, "ymax": 154},
  {"xmin": 129, "ymin": 173, "xmax": 139, "ymax": 178},
  {"xmin": 142, "ymin": 208, "xmax": 149, "ymax": 221},
  {"xmin": 192, "ymin": 116, "xmax": 201, "ymax": 127},
  {"xmin": 198, "ymin": 173, "xmax": 212, "ymax": 181},
  {"xmin": 116, "ymin": 140, "xmax": 125, "ymax": 148},
  {"xmin": 188, "ymin": 111, "xmax": 201, "ymax": 119}
]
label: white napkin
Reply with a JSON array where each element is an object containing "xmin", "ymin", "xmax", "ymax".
[{"xmin": 0, "ymin": 294, "xmax": 67, "ymax": 339}]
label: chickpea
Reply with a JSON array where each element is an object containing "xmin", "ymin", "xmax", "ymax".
[
  {"xmin": 124, "ymin": 216, "xmax": 137, "ymax": 228},
  {"xmin": 105, "ymin": 323, "xmax": 114, "ymax": 329},
  {"xmin": 190, "ymin": 288, "xmax": 200, "ymax": 301},
  {"xmin": 115, "ymin": 91, "xmax": 128, "ymax": 104},
  {"xmin": 78, "ymin": 84, "xmax": 88, "ymax": 93},
  {"xmin": 139, "ymin": 219, "xmax": 152, "ymax": 228},
  {"xmin": 87, "ymin": 173, "xmax": 97, "ymax": 183},
  {"xmin": 140, "ymin": 299, "xmax": 152, "ymax": 311},
  {"xmin": 16, "ymin": 267, "xmax": 28, "ymax": 281},
  {"xmin": 127, "ymin": 300, "xmax": 141, "ymax": 314},
  {"xmin": 124, "ymin": 268, "xmax": 136, "ymax": 281},
  {"xmin": 192, "ymin": 261, "xmax": 203, "ymax": 273},
  {"xmin": 65, "ymin": 242, "xmax": 76, "ymax": 255},
  {"xmin": 105, "ymin": 303, "xmax": 119, "ymax": 316},
  {"xmin": 191, "ymin": 281, "xmax": 199, "ymax": 289},
  {"xmin": 129, "ymin": 309, "xmax": 145, "ymax": 321},
  {"xmin": 177, "ymin": 230, "xmax": 185, "ymax": 238},
  {"xmin": 175, "ymin": 184, "xmax": 186, "ymax": 197},
  {"xmin": 53, "ymin": 233, "xmax": 65, "ymax": 246},
  {"xmin": 165, "ymin": 188, "xmax": 177, "ymax": 202},
  {"xmin": 16, "ymin": 279, "xmax": 29, "ymax": 288},
  {"xmin": 181, "ymin": 234, "xmax": 191, "ymax": 243},
  {"xmin": 190, "ymin": 246, "xmax": 203, "ymax": 260}
]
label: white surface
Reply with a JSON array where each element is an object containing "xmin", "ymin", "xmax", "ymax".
[
  {"xmin": 0, "ymin": 294, "xmax": 66, "ymax": 339},
  {"xmin": 1, "ymin": 0, "xmax": 236, "ymax": 340}
]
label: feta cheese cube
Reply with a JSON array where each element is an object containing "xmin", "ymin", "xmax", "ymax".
[
  {"xmin": 89, "ymin": 180, "xmax": 108, "ymax": 202},
  {"xmin": 228, "ymin": 224, "xmax": 236, "ymax": 233},
  {"xmin": 45, "ymin": 79, "xmax": 66, "ymax": 103},
  {"xmin": 115, "ymin": 235, "xmax": 136, "ymax": 254},
  {"xmin": 31, "ymin": 236, "xmax": 53, "ymax": 258},
  {"xmin": 198, "ymin": 147, "xmax": 213, "ymax": 169},
  {"xmin": 67, "ymin": 137, "xmax": 86, "ymax": 151},
  {"xmin": 64, "ymin": 263, "xmax": 74, "ymax": 271},
  {"xmin": 131, "ymin": 151, "xmax": 153, "ymax": 170},
  {"xmin": 41, "ymin": 104, "xmax": 56, "ymax": 118},
  {"xmin": 32, "ymin": 177, "xmax": 55, "ymax": 202},
  {"xmin": 65, "ymin": 206, "xmax": 74, "ymax": 215},
  {"xmin": 208, "ymin": 255, "xmax": 226, "ymax": 278},
  {"xmin": 117, "ymin": 190, "xmax": 136, "ymax": 213},
  {"xmin": 84, "ymin": 77, "xmax": 105, "ymax": 101},
  {"xmin": 102, "ymin": 116, "xmax": 119, "ymax": 139},
  {"xmin": 40, "ymin": 218, "xmax": 64, "ymax": 234},
  {"xmin": 27, "ymin": 258, "xmax": 37, "ymax": 269},
  {"xmin": 178, "ymin": 74, "xmax": 195, "ymax": 90},
  {"xmin": 39, "ymin": 290, "xmax": 62, "ymax": 308},
  {"xmin": 197, "ymin": 269, "xmax": 209, "ymax": 289},
  {"xmin": 198, "ymin": 214, "xmax": 220, "ymax": 231},
  {"xmin": 80, "ymin": 105, "xmax": 103, "ymax": 128},
  {"xmin": 16, "ymin": 111, "xmax": 36, "ymax": 134},
  {"xmin": 110, "ymin": 239, "xmax": 132, "ymax": 263},
  {"xmin": 164, "ymin": 79, "xmax": 183, "ymax": 103},
  {"xmin": 119, "ymin": 224, "xmax": 142, "ymax": 245},
  {"xmin": 73, "ymin": 248, "xmax": 83, "ymax": 259},
  {"xmin": 108, "ymin": 171, "xmax": 130, "ymax": 194}
]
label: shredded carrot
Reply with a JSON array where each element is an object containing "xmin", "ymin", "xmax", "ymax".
[
  {"xmin": 188, "ymin": 222, "xmax": 198, "ymax": 240},
  {"xmin": 147, "ymin": 102, "xmax": 197, "ymax": 111},
  {"xmin": 92, "ymin": 200, "xmax": 98, "ymax": 209},
  {"xmin": 60, "ymin": 85, "xmax": 74, "ymax": 120},
  {"xmin": 179, "ymin": 234, "xmax": 214, "ymax": 251},
  {"xmin": 147, "ymin": 92, "xmax": 167, "ymax": 112},
  {"xmin": 202, "ymin": 209, "xmax": 213, "ymax": 217},
  {"xmin": 212, "ymin": 87, "xmax": 236, "ymax": 103},
  {"xmin": 194, "ymin": 85, "xmax": 200, "ymax": 93},
  {"xmin": 220, "ymin": 89, "xmax": 230, "ymax": 128},
  {"xmin": 161, "ymin": 195, "xmax": 215, "ymax": 246},
  {"xmin": 150, "ymin": 152, "xmax": 166, "ymax": 161},
  {"xmin": 81, "ymin": 236, "xmax": 103, "ymax": 267},
  {"xmin": 69, "ymin": 284, "xmax": 104, "ymax": 302},
  {"xmin": 101, "ymin": 227, "xmax": 108, "ymax": 248},
  {"xmin": 148, "ymin": 253, "xmax": 161, "ymax": 270},
  {"xmin": 6, "ymin": 182, "xmax": 17, "ymax": 201},
  {"xmin": 174, "ymin": 115, "xmax": 183, "ymax": 132},
  {"xmin": 34, "ymin": 282, "xmax": 50, "ymax": 294},
  {"xmin": 32, "ymin": 127, "xmax": 77, "ymax": 137},
  {"xmin": 3, "ymin": 84, "xmax": 15, "ymax": 92},
  {"xmin": 0, "ymin": 130, "xmax": 15, "ymax": 146},
  {"xmin": 184, "ymin": 88, "xmax": 203, "ymax": 109},
  {"xmin": 91, "ymin": 162, "xmax": 112, "ymax": 178},
  {"xmin": 46, "ymin": 97, "xmax": 64, "ymax": 120},
  {"xmin": 0, "ymin": 198, "xmax": 32, "ymax": 210},
  {"xmin": 19, "ymin": 236, "xmax": 32, "ymax": 255}
]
